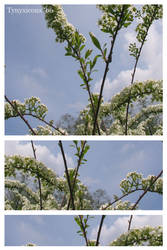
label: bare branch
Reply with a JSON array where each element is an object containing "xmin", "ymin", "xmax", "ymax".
[
  {"xmin": 58, "ymin": 140, "xmax": 75, "ymax": 210},
  {"xmin": 96, "ymin": 215, "xmax": 106, "ymax": 246},
  {"xmin": 128, "ymin": 215, "xmax": 133, "ymax": 231}
]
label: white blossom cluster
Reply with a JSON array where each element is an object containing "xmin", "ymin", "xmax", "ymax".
[
  {"xmin": 120, "ymin": 172, "xmax": 162, "ymax": 195},
  {"xmin": 97, "ymin": 5, "xmax": 136, "ymax": 35},
  {"xmin": 110, "ymin": 226, "xmax": 162, "ymax": 246},
  {"xmin": 5, "ymin": 155, "xmax": 92, "ymax": 210},
  {"xmin": 5, "ymin": 96, "xmax": 48, "ymax": 120},
  {"xmin": 31, "ymin": 125, "xmax": 68, "ymax": 136},
  {"xmin": 43, "ymin": 5, "xmax": 85, "ymax": 44},
  {"xmin": 100, "ymin": 200, "xmax": 137, "ymax": 210},
  {"xmin": 76, "ymin": 80, "xmax": 162, "ymax": 135}
]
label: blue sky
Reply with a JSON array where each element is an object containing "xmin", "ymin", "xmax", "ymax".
[
  {"xmin": 5, "ymin": 215, "xmax": 162, "ymax": 246},
  {"xmin": 5, "ymin": 5, "xmax": 162, "ymax": 135},
  {"xmin": 5, "ymin": 140, "xmax": 162, "ymax": 210}
]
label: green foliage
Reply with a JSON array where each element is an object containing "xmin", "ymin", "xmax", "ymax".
[
  {"xmin": 74, "ymin": 215, "xmax": 91, "ymax": 237},
  {"xmin": 97, "ymin": 5, "xmax": 136, "ymax": 35}
]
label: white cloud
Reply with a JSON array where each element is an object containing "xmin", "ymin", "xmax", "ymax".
[
  {"xmin": 119, "ymin": 149, "xmax": 146, "ymax": 170},
  {"xmin": 5, "ymin": 141, "xmax": 74, "ymax": 176},
  {"xmin": 93, "ymin": 22, "xmax": 162, "ymax": 101},
  {"xmin": 31, "ymin": 67, "xmax": 48, "ymax": 78},
  {"xmin": 90, "ymin": 215, "xmax": 162, "ymax": 246},
  {"xmin": 120, "ymin": 143, "xmax": 136, "ymax": 153},
  {"xmin": 18, "ymin": 221, "xmax": 45, "ymax": 245},
  {"xmin": 30, "ymin": 216, "xmax": 45, "ymax": 225}
]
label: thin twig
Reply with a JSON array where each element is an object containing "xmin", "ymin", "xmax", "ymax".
[
  {"xmin": 125, "ymin": 215, "xmax": 133, "ymax": 246},
  {"xmin": 5, "ymin": 111, "xmax": 65, "ymax": 135},
  {"xmin": 79, "ymin": 215, "xmax": 89, "ymax": 246},
  {"xmin": 124, "ymin": 5, "xmax": 159, "ymax": 135},
  {"xmin": 96, "ymin": 215, "xmax": 106, "ymax": 246},
  {"xmin": 31, "ymin": 141, "xmax": 43, "ymax": 210},
  {"xmin": 67, "ymin": 141, "xmax": 87, "ymax": 209},
  {"xmin": 103, "ymin": 186, "xmax": 159, "ymax": 210},
  {"xmin": 58, "ymin": 141, "xmax": 75, "ymax": 210},
  {"xmin": 92, "ymin": 5, "xmax": 127, "ymax": 135},
  {"xmin": 5, "ymin": 95, "xmax": 36, "ymax": 135},
  {"xmin": 25, "ymin": 114, "xmax": 66, "ymax": 135},
  {"xmin": 128, "ymin": 215, "xmax": 133, "ymax": 231}
]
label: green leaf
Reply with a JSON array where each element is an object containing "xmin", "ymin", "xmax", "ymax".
[
  {"xmin": 80, "ymin": 44, "xmax": 85, "ymax": 51},
  {"xmin": 85, "ymin": 49, "xmax": 92, "ymax": 59},
  {"xmin": 90, "ymin": 55, "xmax": 101, "ymax": 71},
  {"xmin": 89, "ymin": 32, "xmax": 102, "ymax": 51}
]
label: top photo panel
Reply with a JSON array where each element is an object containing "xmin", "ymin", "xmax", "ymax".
[{"xmin": 5, "ymin": 5, "xmax": 163, "ymax": 135}]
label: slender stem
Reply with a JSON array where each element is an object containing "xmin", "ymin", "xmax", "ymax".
[
  {"xmin": 26, "ymin": 114, "xmax": 65, "ymax": 135},
  {"xmin": 67, "ymin": 141, "xmax": 87, "ymax": 209},
  {"xmin": 96, "ymin": 215, "xmax": 106, "ymax": 246},
  {"xmin": 79, "ymin": 215, "xmax": 89, "ymax": 246},
  {"xmin": 124, "ymin": 6, "xmax": 159, "ymax": 135},
  {"xmin": 92, "ymin": 5, "xmax": 126, "ymax": 135},
  {"xmin": 128, "ymin": 215, "xmax": 133, "ymax": 231},
  {"xmin": 5, "ymin": 112, "xmax": 65, "ymax": 135},
  {"xmin": 125, "ymin": 215, "xmax": 133, "ymax": 246},
  {"xmin": 67, "ymin": 40, "xmax": 101, "ymax": 135},
  {"xmin": 103, "ymin": 187, "xmax": 159, "ymax": 210},
  {"xmin": 31, "ymin": 141, "xmax": 43, "ymax": 210},
  {"xmin": 5, "ymin": 95, "xmax": 36, "ymax": 135},
  {"xmin": 58, "ymin": 141, "xmax": 75, "ymax": 210}
]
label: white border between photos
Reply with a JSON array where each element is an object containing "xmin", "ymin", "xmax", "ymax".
[{"xmin": 1, "ymin": 0, "xmax": 167, "ymax": 249}]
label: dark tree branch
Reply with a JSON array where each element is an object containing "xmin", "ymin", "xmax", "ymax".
[
  {"xmin": 128, "ymin": 215, "xmax": 133, "ymax": 231},
  {"xmin": 96, "ymin": 215, "xmax": 106, "ymax": 246},
  {"xmin": 58, "ymin": 140, "xmax": 75, "ymax": 210}
]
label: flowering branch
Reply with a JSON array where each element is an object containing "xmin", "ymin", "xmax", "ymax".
[
  {"xmin": 125, "ymin": 5, "xmax": 162, "ymax": 135},
  {"xmin": 93, "ymin": 5, "xmax": 128, "ymax": 135},
  {"xmin": 5, "ymin": 95, "xmax": 36, "ymax": 135},
  {"xmin": 31, "ymin": 141, "xmax": 43, "ymax": 210},
  {"xmin": 131, "ymin": 170, "xmax": 163, "ymax": 210},
  {"xmin": 67, "ymin": 141, "xmax": 87, "ymax": 209}
]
